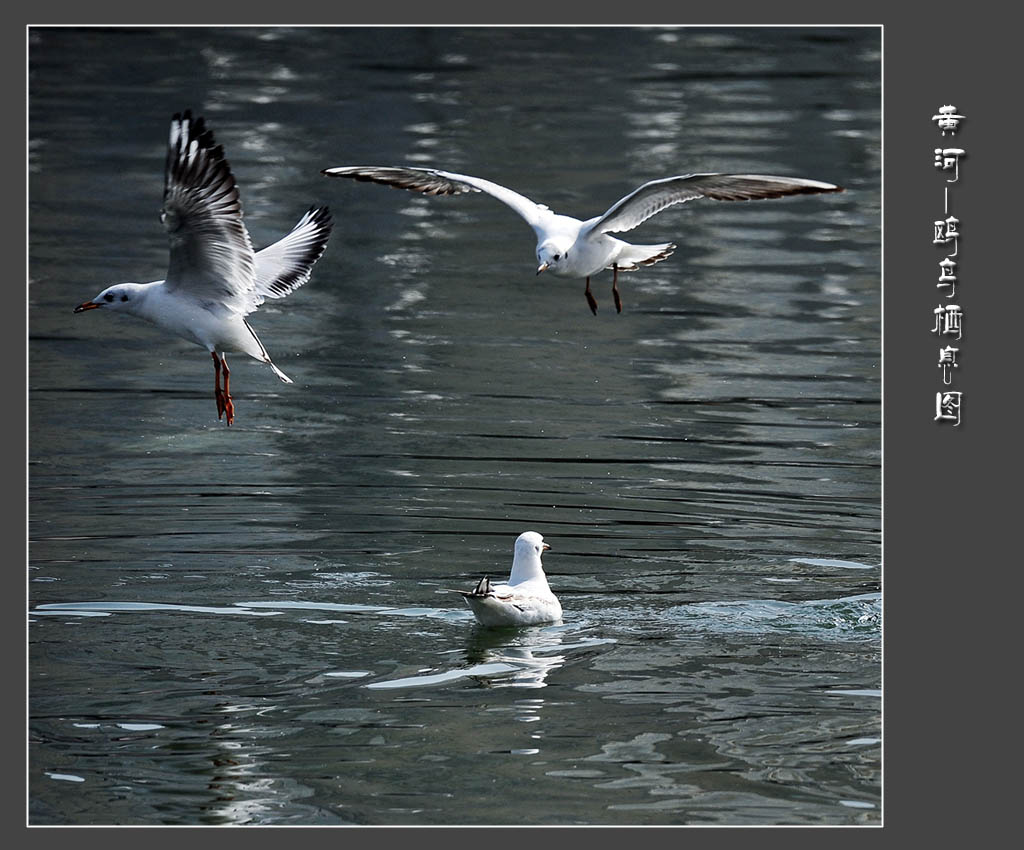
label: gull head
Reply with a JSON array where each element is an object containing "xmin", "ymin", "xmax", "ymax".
[
  {"xmin": 509, "ymin": 530, "xmax": 551, "ymax": 585},
  {"xmin": 516, "ymin": 530, "xmax": 550, "ymax": 557},
  {"xmin": 536, "ymin": 239, "xmax": 572, "ymax": 276},
  {"xmin": 74, "ymin": 283, "xmax": 144, "ymax": 314}
]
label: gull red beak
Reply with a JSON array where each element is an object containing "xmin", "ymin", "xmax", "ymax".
[
  {"xmin": 73, "ymin": 300, "xmax": 101, "ymax": 313},
  {"xmin": 536, "ymin": 262, "xmax": 549, "ymax": 275},
  {"xmin": 542, "ymin": 542, "xmax": 551, "ymax": 551}
]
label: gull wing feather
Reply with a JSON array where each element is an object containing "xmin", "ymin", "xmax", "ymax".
[
  {"xmin": 161, "ymin": 111, "xmax": 256, "ymax": 312},
  {"xmin": 454, "ymin": 576, "xmax": 498, "ymax": 598},
  {"xmin": 250, "ymin": 206, "xmax": 334, "ymax": 310},
  {"xmin": 589, "ymin": 173, "xmax": 844, "ymax": 236},
  {"xmin": 322, "ymin": 165, "xmax": 553, "ymax": 232}
]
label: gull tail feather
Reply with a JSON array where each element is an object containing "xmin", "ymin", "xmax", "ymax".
[
  {"xmin": 244, "ymin": 320, "xmax": 294, "ymax": 383},
  {"xmin": 268, "ymin": 360, "xmax": 292, "ymax": 383},
  {"xmin": 453, "ymin": 576, "xmax": 493, "ymax": 598}
]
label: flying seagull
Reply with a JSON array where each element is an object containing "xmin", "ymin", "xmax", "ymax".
[
  {"xmin": 75, "ymin": 110, "xmax": 333, "ymax": 425},
  {"xmin": 322, "ymin": 164, "xmax": 841, "ymax": 314}
]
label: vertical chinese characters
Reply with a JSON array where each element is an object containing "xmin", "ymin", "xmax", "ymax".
[{"xmin": 931, "ymin": 105, "xmax": 965, "ymax": 426}]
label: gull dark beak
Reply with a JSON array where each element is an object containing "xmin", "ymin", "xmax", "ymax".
[
  {"xmin": 542, "ymin": 543, "xmax": 551, "ymax": 551},
  {"xmin": 73, "ymin": 301, "xmax": 101, "ymax": 313},
  {"xmin": 536, "ymin": 262, "xmax": 549, "ymax": 275}
]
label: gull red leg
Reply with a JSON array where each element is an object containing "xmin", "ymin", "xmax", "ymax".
[
  {"xmin": 221, "ymin": 354, "xmax": 234, "ymax": 426},
  {"xmin": 584, "ymin": 277, "xmax": 598, "ymax": 315},
  {"xmin": 212, "ymin": 351, "xmax": 226, "ymax": 419},
  {"xmin": 612, "ymin": 264, "xmax": 622, "ymax": 314},
  {"xmin": 212, "ymin": 351, "xmax": 234, "ymax": 425}
]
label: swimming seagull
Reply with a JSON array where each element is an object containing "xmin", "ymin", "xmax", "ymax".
[
  {"xmin": 457, "ymin": 531, "xmax": 562, "ymax": 627},
  {"xmin": 74, "ymin": 110, "xmax": 333, "ymax": 426},
  {"xmin": 321, "ymin": 165, "xmax": 842, "ymax": 314}
]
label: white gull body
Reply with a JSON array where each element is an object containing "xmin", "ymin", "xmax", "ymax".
[
  {"xmin": 458, "ymin": 531, "xmax": 562, "ymax": 628},
  {"xmin": 322, "ymin": 165, "xmax": 842, "ymax": 314},
  {"xmin": 75, "ymin": 110, "xmax": 333, "ymax": 425}
]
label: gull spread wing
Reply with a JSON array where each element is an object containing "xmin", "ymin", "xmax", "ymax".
[
  {"xmin": 590, "ymin": 173, "xmax": 844, "ymax": 236},
  {"xmin": 322, "ymin": 165, "xmax": 553, "ymax": 232},
  {"xmin": 251, "ymin": 206, "xmax": 334, "ymax": 308},
  {"xmin": 161, "ymin": 111, "xmax": 256, "ymax": 312}
]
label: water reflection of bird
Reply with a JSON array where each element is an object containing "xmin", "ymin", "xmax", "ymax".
[
  {"xmin": 457, "ymin": 531, "xmax": 562, "ymax": 627},
  {"xmin": 462, "ymin": 616, "xmax": 567, "ymax": 689},
  {"xmin": 321, "ymin": 164, "xmax": 842, "ymax": 314},
  {"xmin": 74, "ymin": 110, "xmax": 333, "ymax": 426}
]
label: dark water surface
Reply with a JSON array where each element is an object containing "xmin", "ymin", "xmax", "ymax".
[{"xmin": 28, "ymin": 26, "xmax": 881, "ymax": 826}]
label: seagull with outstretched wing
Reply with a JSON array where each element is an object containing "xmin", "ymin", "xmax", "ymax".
[
  {"xmin": 75, "ymin": 111, "xmax": 333, "ymax": 425},
  {"xmin": 322, "ymin": 165, "xmax": 841, "ymax": 314}
]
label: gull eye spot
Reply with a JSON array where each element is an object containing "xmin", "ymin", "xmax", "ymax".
[
  {"xmin": 103, "ymin": 293, "xmax": 115, "ymax": 302},
  {"xmin": 120, "ymin": 294, "xmax": 129, "ymax": 302}
]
